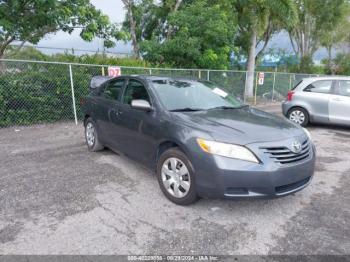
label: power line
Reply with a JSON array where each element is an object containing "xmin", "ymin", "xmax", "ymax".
[{"xmin": 9, "ymin": 43, "xmax": 133, "ymax": 56}]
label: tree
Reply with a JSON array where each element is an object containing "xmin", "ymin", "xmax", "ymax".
[
  {"xmin": 121, "ymin": 0, "xmax": 184, "ymax": 58},
  {"xmin": 165, "ymin": 0, "xmax": 183, "ymax": 39},
  {"xmin": 138, "ymin": 0, "xmax": 237, "ymax": 69},
  {"xmin": 320, "ymin": 3, "xmax": 350, "ymax": 74},
  {"xmin": 0, "ymin": 0, "xmax": 124, "ymax": 59},
  {"xmin": 288, "ymin": 0, "xmax": 348, "ymax": 70},
  {"xmin": 234, "ymin": 0, "xmax": 297, "ymax": 97},
  {"xmin": 121, "ymin": 0, "xmax": 141, "ymax": 58}
]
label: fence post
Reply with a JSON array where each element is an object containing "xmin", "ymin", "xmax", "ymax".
[
  {"xmin": 294, "ymin": 74, "xmax": 296, "ymax": 85},
  {"xmin": 272, "ymin": 71, "xmax": 276, "ymax": 102},
  {"xmin": 243, "ymin": 71, "xmax": 247, "ymax": 104},
  {"xmin": 149, "ymin": 69, "xmax": 152, "ymax": 75},
  {"xmin": 69, "ymin": 64, "xmax": 78, "ymax": 125},
  {"xmin": 254, "ymin": 72, "xmax": 258, "ymax": 105},
  {"xmin": 207, "ymin": 70, "xmax": 210, "ymax": 81},
  {"xmin": 289, "ymin": 74, "xmax": 292, "ymax": 90},
  {"xmin": 101, "ymin": 67, "xmax": 105, "ymax": 76}
]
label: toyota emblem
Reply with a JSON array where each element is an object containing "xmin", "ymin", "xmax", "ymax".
[{"xmin": 291, "ymin": 141, "xmax": 302, "ymax": 154}]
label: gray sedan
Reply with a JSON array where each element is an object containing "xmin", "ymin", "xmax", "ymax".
[
  {"xmin": 282, "ymin": 77, "xmax": 350, "ymax": 127},
  {"xmin": 82, "ymin": 76, "xmax": 315, "ymax": 205}
]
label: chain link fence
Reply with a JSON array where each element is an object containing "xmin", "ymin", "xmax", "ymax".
[
  {"xmin": 253, "ymin": 72, "xmax": 319, "ymax": 103},
  {"xmin": 0, "ymin": 59, "xmax": 322, "ymax": 128}
]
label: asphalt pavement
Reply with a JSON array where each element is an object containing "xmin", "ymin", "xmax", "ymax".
[{"xmin": 0, "ymin": 105, "xmax": 349, "ymax": 255}]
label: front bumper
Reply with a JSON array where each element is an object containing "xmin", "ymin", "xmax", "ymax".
[{"xmin": 191, "ymin": 138, "xmax": 316, "ymax": 199}]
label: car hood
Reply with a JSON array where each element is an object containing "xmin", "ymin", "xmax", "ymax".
[{"xmin": 171, "ymin": 107, "xmax": 304, "ymax": 145}]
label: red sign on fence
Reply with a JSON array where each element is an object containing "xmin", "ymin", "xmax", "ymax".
[
  {"xmin": 108, "ymin": 67, "xmax": 121, "ymax": 77},
  {"xmin": 258, "ymin": 72, "xmax": 264, "ymax": 85}
]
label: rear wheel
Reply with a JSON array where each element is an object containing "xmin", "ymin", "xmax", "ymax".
[
  {"xmin": 287, "ymin": 107, "xmax": 309, "ymax": 127},
  {"xmin": 157, "ymin": 148, "xmax": 198, "ymax": 205},
  {"xmin": 84, "ymin": 118, "xmax": 104, "ymax": 151}
]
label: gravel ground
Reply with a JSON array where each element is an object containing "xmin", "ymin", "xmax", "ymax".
[{"xmin": 0, "ymin": 106, "xmax": 349, "ymax": 255}]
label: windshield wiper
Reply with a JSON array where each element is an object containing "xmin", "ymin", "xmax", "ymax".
[
  {"xmin": 209, "ymin": 105, "xmax": 249, "ymax": 110},
  {"xmin": 169, "ymin": 108, "xmax": 204, "ymax": 112}
]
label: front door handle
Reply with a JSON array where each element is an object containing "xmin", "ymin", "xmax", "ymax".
[{"xmin": 114, "ymin": 109, "xmax": 123, "ymax": 116}]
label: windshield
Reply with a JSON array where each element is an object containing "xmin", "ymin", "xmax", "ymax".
[{"xmin": 151, "ymin": 79, "xmax": 242, "ymax": 111}]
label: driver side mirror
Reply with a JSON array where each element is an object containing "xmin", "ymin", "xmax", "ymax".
[{"xmin": 131, "ymin": 99, "xmax": 153, "ymax": 111}]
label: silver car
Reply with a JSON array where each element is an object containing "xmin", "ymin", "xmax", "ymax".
[{"xmin": 282, "ymin": 76, "xmax": 350, "ymax": 127}]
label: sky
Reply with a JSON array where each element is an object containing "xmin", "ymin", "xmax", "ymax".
[
  {"xmin": 37, "ymin": 0, "xmax": 131, "ymax": 54},
  {"xmin": 35, "ymin": 0, "xmax": 327, "ymax": 61}
]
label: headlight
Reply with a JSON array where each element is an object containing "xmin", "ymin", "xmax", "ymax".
[
  {"xmin": 197, "ymin": 138, "xmax": 259, "ymax": 163},
  {"xmin": 303, "ymin": 128, "xmax": 312, "ymax": 141}
]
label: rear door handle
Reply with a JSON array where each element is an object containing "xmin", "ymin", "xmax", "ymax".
[{"xmin": 332, "ymin": 97, "xmax": 342, "ymax": 102}]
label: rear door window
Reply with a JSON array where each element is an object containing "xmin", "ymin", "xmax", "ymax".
[
  {"xmin": 336, "ymin": 80, "xmax": 350, "ymax": 97},
  {"xmin": 101, "ymin": 79, "xmax": 125, "ymax": 101},
  {"xmin": 304, "ymin": 80, "xmax": 333, "ymax": 94}
]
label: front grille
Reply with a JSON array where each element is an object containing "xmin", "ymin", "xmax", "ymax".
[
  {"xmin": 275, "ymin": 177, "xmax": 311, "ymax": 194},
  {"xmin": 261, "ymin": 139, "xmax": 310, "ymax": 165}
]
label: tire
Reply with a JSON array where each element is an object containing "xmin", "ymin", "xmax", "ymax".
[
  {"xmin": 84, "ymin": 117, "xmax": 104, "ymax": 152},
  {"xmin": 287, "ymin": 107, "xmax": 309, "ymax": 127},
  {"xmin": 157, "ymin": 148, "xmax": 198, "ymax": 205}
]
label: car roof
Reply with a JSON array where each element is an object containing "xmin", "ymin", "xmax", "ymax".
[
  {"xmin": 116, "ymin": 75, "xmax": 201, "ymax": 82},
  {"xmin": 116, "ymin": 75, "xmax": 350, "ymax": 82},
  {"xmin": 302, "ymin": 76, "xmax": 350, "ymax": 82}
]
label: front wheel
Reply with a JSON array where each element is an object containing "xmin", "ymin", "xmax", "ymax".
[
  {"xmin": 287, "ymin": 107, "xmax": 309, "ymax": 127},
  {"xmin": 157, "ymin": 148, "xmax": 198, "ymax": 205}
]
